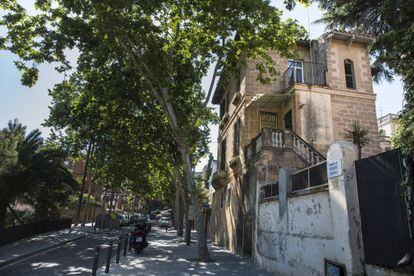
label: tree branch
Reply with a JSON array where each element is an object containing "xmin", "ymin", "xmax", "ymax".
[{"xmin": 203, "ymin": 38, "xmax": 226, "ymax": 106}]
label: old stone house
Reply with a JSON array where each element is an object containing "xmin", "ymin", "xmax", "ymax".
[{"xmin": 210, "ymin": 30, "xmax": 382, "ymax": 261}]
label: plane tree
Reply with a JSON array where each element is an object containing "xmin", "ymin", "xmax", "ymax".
[{"xmin": 0, "ymin": 0, "xmax": 307, "ymax": 260}]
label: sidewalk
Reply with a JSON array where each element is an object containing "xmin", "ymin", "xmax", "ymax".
[
  {"xmin": 0, "ymin": 223, "xmax": 100, "ymax": 268},
  {"xmin": 98, "ymin": 227, "xmax": 271, "ymax": 276}
]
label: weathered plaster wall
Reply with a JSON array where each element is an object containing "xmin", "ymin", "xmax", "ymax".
[
  {"xmin": 254, "ymin": 142, "xmax": 365, "ymax": 275},
  {"xmin": 256, "ymin": 190, "xmax": 337, "ymax": 275},
  {"xmin": 295, "ymin": 89, "xmax": 334, "ymax": 154}
]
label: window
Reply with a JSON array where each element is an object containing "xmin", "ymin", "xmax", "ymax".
[
  {"xmin": 226, "ymin": 187, "xmax": 231, "ymax": 206},
  {"xmin": 379, "ymin": 129, "xmax": 386, "ymax": 137},
  {"xmin": 344, "ymin": 59, "xmax": 356, "ymax": 89},
  {"xmin": 288, "ymin": 60, "xmax": 303, "ymax": 84},
  {"xmin": 233, "ymin": 119, "xmax": 241, "ymax": 156},
  {"xmin": 284, "ymin": 110, "xmax": 292, "ymax": 130},
  {"xmin": 220, "ymin": 99, "xmax": 226, "ymax": 120},
  {"xmin": 260, "ymin": 112, "xmax": 278, "ymax": 130},
  {"xmin": 220, "ymin": 138, "xmax": 227, "ymax": 170}
]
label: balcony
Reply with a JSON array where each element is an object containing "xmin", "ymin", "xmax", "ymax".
[
  {"xmin": 245, "ymin": 128, "xmax": 325, "ymax": 165},
  {"xmin": 283, "ymin": 60, "xmax": 326, "ymax": 90}
]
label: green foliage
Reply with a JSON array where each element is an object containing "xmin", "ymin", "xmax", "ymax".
[
  {"xmin": 0, "ymin": 1, "xmax": 309, "ymax": 256},
  {"xmin": 316, "ymin": 0, "xmax": 414, "ymax": 157},
  {"xmin": 392, "ymin": 119, "xmax": 414, "ymax": 157},
  {"xmin": 344, "ymin": 121, "xmax": 370, "ymax": 159},
  {"xmin": 195, "ymin": 175, "xmax": 209, "ymax": 207},
  {"xmin": 0, "ymin": 119, "xmax": 77, "ymax": 227}
]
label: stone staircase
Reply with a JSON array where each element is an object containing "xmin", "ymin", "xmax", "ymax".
[{"xmin": 245, "ymin": 128, "xmax": 325, "ymax": 166}]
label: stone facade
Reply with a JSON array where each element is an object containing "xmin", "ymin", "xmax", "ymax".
[
  {"xmin": 210, "ymin": 31, "xmax": 382, "ymax": 258},
  {"xmin": 378, "ymin": 113, "xmax": 399, "ymax": 151}
]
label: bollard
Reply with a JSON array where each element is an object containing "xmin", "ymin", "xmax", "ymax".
[
  {"xmin": 92, "ymin": 245, "xmax": 100, "ymax": 276},
  {"xmin": 105, "ymin": 240, "xmax": 114, "ymax": 273},
  {"xmin": 123, "ymin": 234, "xmax": 128, "ymax": 257},
  {"xmin": 116, "ymin": 236, "xmax": 122, "ymax": 264}
]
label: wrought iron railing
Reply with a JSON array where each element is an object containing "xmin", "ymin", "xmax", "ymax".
[{"xmin": 283, "ymin": 60, "xmax": 326, "ymax": 89}]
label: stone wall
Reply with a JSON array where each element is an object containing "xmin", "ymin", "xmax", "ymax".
[
  {"xmin": 326, "ymin": 39, "xmax": 373, "ymax": 94},
  {"xmin": 293, "ymin": 86, "xmax": 381, "ymax": 157},
  {"xmin": 330, "ymin": 93, "xmax": 381, "ymax": 157}
]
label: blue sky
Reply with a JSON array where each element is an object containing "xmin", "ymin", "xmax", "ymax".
[{"xmin": 0, "ymin": 2, "xmax": 404, "ymax": 171}]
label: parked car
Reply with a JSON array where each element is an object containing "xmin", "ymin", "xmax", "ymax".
[
  {"xmin": 119, "ymin": 215, "xmax": 130, "ymax": 227},
  {"xmin": 158, "ymin": 217, "xmax": 171, "ymax": 228}
]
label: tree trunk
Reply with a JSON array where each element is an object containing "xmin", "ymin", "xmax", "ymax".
[
  {"xmin": 178, "ymin": 196, "xmax": 184, "ymax": 237},
  {"xmin": 156, "ymin": 87, "xmax": 209, "ymax": 261},
  {"xmin": 173, "ymin": 163, "xmax": 184, "ymax": 236},
  {"xmin": 108, "ymin": 190, "xmax": 115, "ymax": 213},
  {"xmin": 174, "ymin": 187, "xmax": 179, "ymax": 229},
  {"xmin": 183, "ymin": 197, "xmax": 191, "ymax": 246},
  {"xmin": 82, "ymin": 143, "xmax": 96, "ymax": 226},
  {"xmin": 81, "ymin": 177, "xmax": 93, "ymax": 226},
  {"xmin": 75, "ymin": 140, "xmax": 93, "ymax": 224},
  {"xmin": 112, "ymin": 189, "xmax": 120, "ymax": 213},
  {"xmin": 118, "ymin": 45, "xmax": 210, "ymax": 260},
  {"xmin": 179, "ymin": 144, "xmax": 209, "ymax": 260},
  {"xmin": 358, "ymin": 146, "xmax": 362, "ymax": 160}
]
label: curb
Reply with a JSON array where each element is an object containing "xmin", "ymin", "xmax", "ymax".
[{"xmin": 0, "ymin": 228, "xmax": 112, "ymax": 269}]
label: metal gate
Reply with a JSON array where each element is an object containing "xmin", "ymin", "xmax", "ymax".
[{"xmin": 355, "ymin": 149, "xmax": 412, "ymax": 267}]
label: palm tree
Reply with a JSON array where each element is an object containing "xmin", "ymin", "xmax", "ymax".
[
  {"xmin": 0, "ymin": 120, "xmax": 76, "ymax": 228},
  {"xmin": 344, "ymin": 121, "xmax": 370, "ymax": 160}
]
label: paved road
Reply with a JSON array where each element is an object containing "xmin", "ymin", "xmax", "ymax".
[{"xmin": 0, "ymin": 230, "xmax": 126, "ymax": 276}]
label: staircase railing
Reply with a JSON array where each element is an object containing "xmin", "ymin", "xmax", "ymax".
[
  {"xmin": 291, "ymin": 133, "xmax": 325, "ymax": 165},
  {"xmin": 245, "ymin": 129, "xmax": 325, "ymax": 165}
]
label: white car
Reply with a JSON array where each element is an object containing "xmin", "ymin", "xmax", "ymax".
[{"xmin": 158, "ymin": 217, "xmax": 171, "ymax": 227}]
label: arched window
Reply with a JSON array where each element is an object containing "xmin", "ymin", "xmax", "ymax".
[
  {"xmin": 379, "ymin": 129, "xmax": 386, "ymax": 137},
  {"xmin": 344, "ymin": 59, "xmax": 356, "ymax": 89}
]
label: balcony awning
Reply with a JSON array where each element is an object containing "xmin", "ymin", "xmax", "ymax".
[{"xmin": 246, "ymin": 93, "xmax": 292, "ymax": 109}]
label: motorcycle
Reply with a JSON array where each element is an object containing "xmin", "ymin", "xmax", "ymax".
[{"xmin": 131, "ymin": 222, "xmax": 149, "ymax": 254}]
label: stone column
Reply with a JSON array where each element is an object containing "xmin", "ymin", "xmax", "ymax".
[{"xmin": 327, "ymin": 142, "xmax": 364, "ymax": 275}]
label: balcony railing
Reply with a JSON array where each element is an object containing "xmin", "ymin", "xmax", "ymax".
[
  {"xmin": 246, "ymin": 128, "xmax": 284, "ymax": 160},
  {"xmin": 245, "ymin": 129, "xmax": 325, "ymax": 166},
  {"xmin": 292, "ymin": 133, "xmax": 325, "ymax": 165},
  {"xmin": 283, "ymin": 60, "xmax": 326, "ymax": 89}
]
